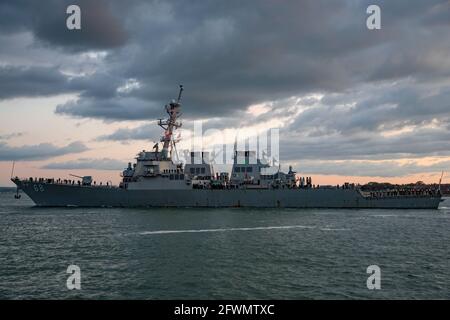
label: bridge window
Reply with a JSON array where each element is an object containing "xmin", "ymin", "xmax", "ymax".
[
  {"xmin": 201, "ymin": 167, "xmax": 206, "ymax": 174},
  {"xmin": 190, "ymin": 168, "xmax": 195, "ymax": 174},
  {"xmin": 235, "ymin": 167, "xmax": 240, "ymax": 173},
  {"xmin": 246, "ymin": 167, "xmax": 253, "ymax": 172}
]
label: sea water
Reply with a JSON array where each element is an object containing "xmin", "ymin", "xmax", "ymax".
[{"xmin": 0, "ymin": 191, "xmax": 449, "ymax": 299}]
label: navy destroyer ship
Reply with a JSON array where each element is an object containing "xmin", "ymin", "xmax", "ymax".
[{"xmin": 11, "ymin": 86, "xmax": 443, "ymax": 208}]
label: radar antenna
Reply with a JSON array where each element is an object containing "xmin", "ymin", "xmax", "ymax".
[
  {"xmin": 158, "ymin": 85, "xmax": 183, "ymax": 159},
  {"xmin": 177, "ymin": 84, "xmax": 184, "ymax": 103}
]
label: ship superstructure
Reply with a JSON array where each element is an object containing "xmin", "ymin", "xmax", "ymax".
[
  {"xmin": 117, "ymin": 85, "xmax": 296, "ymax": 192},
  {"xmin": 11, "ymin": 86, "xmax": 443, "ymax": 209}
]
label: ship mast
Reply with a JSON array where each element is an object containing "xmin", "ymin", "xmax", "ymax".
[{"xmin": 158, "ymin": 85, "xmax": 183, "ymax": 159}]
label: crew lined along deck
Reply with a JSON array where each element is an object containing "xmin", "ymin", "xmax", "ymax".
[
  {"xmin": 12, "ymin": 176, "xmax": 441, "ymax": 198},
  {"xmin": 17, "ymin": 177, "xmax": 117, "ymax": 188},
  {"xmin": 364, "ymin": 189, "xmax": 440, "ymax": 198}
]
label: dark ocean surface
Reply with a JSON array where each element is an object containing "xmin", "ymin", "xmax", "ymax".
[{"xmin": 0, "ymin": 192, "xmax": 449, "ymax": 299}]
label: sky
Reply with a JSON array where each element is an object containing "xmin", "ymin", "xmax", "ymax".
[{"xmin": 1, "ymin": 0, "xmax": 450, "ymax": 186}]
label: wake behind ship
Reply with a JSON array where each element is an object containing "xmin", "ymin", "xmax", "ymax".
[{"xmin": 12, "ymin": 86, "xmax": 443, "ymax": 209}]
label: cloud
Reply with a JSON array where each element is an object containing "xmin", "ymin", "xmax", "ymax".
[
  {"xmin": 55, "ymin": 96, "xmax": 162, "ymax": 120},
  {"xmin": 295, "ymin": 159, "xmax": 450, "ymax": 178},
  {"xmin": 280, "ymin": 126, "xmax": 450, "ymax": 161},
  {"xmin": 286, "ymin": 81, "xmax": 450, "ymax": 134},
  {"xmin": 95, "ymin": 117, "xmax": 240, "ymax": 142},
  {"xmin": 96, "ymin": 124, "xmax": 161, "ymax": 141},
  {"xmin": 0, "ymin": 65, "xmax": 72, "ymax": 99},
  {"xmin": 42, "ymin": 158, "xmax": 125, "ymax": 170},
  {"xmin": 2, "ymin": 0, "xmax": 450, "ymax": 179},
  {"xmin": 94, "ymin": 79, "xmax": 450, "ymax": 162},
  {"xmin": 0, "ymin": 141, "xmax": 88, "ymax": 161},
  {"xmin": 1, "ymin": 0, "xmax": 448, "ymax": 120},
  {"xmin": 0, "ymin": 0, "xmax": 128, "ymax": 52},
  {"xmin": 0, "ymin": 132, "xmax": 24, "ymax": 140}
]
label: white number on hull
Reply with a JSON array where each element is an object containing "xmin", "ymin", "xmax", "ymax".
[{"xmin": 33, "ymin": 184, "xmax": 44, "ymax": 192}]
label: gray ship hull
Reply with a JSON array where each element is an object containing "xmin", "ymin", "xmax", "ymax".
[{"xmin": 14, "ymin": 180, "xmax": 442, "ymax": 209}]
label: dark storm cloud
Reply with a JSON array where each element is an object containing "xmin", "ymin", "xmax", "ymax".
[
  {"xmin": 0, "ymin": 65, "xmax": 121, "ymax": 100},
  {"xmin": 0, "ymin": 0, "xmax": 127, "ymax": 51},
  {"xmin": 0, "ymin": 65, "xmax": 70, "ymax": 99},
  {"xmin": 0, "ymin": 141, "xmax": 88, "ymax": 161},
  {"xmin": 54, "ymin": 96, "xmax": 163, "ymax": 120},
  {"xmin": 106, "ymin": 0, "xmax": 449, "ymax": 119},
  {"xmin": 2, "ymin": 0, "xmax": 444, "ymax": 120},
  {"xmin": 42, "ymin": 158, "xmax": 125, "ymax": 170}
]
